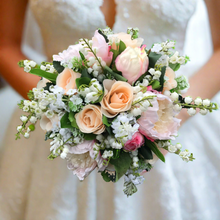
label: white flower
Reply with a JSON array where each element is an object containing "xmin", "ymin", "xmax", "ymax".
[
  {"xmin": 175, "ymin": 143, "xmax": 182, "ymax": 149},
  {"xmin": 88, "ymin": 68, "xmax": 93, "ymax": 73},
  {"xmin": 194, "ymin": 97, "xmax": 202, "ymax": 105},
  {"xmin": 153, "ymin": 70, "xmax": 161, "ymax": 79},
  {"xmin": 133, "ymin": 86, "xmax": 142, "ymax": 93},
  {"xmin": 20, "ymin": 115, "xmax": 28, "ymax": 122},
  {"xmin": 168, "ymin": 145, "xmax": 177, "ymax": 153},
  {"xmin": 177, "ymin": 57, "xmax": 185, "ymax": 65},
  {"xmin": 85, "ymin": 92, "xmax": 98, "ymax": 103},
  {"xmin": 30, "ymin": 116, "xmax": 37, "ymax": 124},
  {"xmin": 170, "ymin": 92, "xmax": 179, "ymax": 101},
  {"xmin": 40, "ymin": 65, "xmax": 46, "ymax": 71},
  {"xmin": 24, "ymin": 132, "xmax": 30, "ymax": 138},
  {"xmin": 202, "ymin": 99, "xmax": 211, "ymax": 107},
  {"xmin": 167, "ymin": 41, "xmax": 175, "ymax": 48},
  {"xmin": 179, "ymin": 150, "xmax": 190, "ymax": 162},
  {"xmin": 132, "ymin": 150, "xmax": 138, "ymax": 156},
  {"xmin": 30, "ymin": 101, "xmax": 38, "ymax": 109},
  {"xmin": 151, "ymin": 44, "xmax": 162, "ymax": 53},
  {"xmin": 96, "ymin": 134, "xmax": 104, "ymax": 142},
  {"xmin": 184, "ymin": 96, "xmax": 192, "ymax": 104},
  {"xmin": 87, "ymin": 57, "xmax": 96, "ymax": 66},
  {"xmin": 200, "ymin": 109, "xmax": 208, "ymax": 115},
  {"xmin": 141, "ymin": 79, "xmax": 149, "ymax": 87},
  {"xmin": 45, "ymin": 110, "xmax": 54, "ymax": 118},
  {"xmin": 17, "ymin": 126, "xmax": 23, "ymax": 132},
  {"xmin": 66, "ymin": 89, "xmax": 77, "ymax": 96},
  {"xmin": 60, "ymin": 152, "xmax": 67, "ymax": 159},
  {"xmin": 24, "ymin": 66, "xmax": 31, "ymax": 72},
  {"xmin": 187, "ymin": 108, "xmax": 196, "ymax": 116},
  {"xmin": 169, "ymin": 52, "xmax": 179, "ymax": 64},
  {"xmin": 35, "ymin": 108, "xmax": 42, "ymax": 116},
  {"xmin": 131, "ymin": 108, "xmax": 142, "ymax": 116},
  {"xmin": 133, "ymin": 157, "xmax": 139, "ymax": 163},
  {"xmin": 24, "ymin": 100, "xmax": 30, "ymax": 106},
  {"xmin": 93, "ymin": 70, "xmax": 99, "ymax": 77},
  {"xmin": 29, "ymin": 61, "xmax": 37, "ymax": 67},
  {"xmin": 173, "ymin": 104, "xmax": 182, "ymax": 112},
  {"xmin": 102, "ymin": 150, "xmax": 113, "ymax": 159},
  {"xmin": 23, "ymin": 106, "xmax": 29, "ymax": 112},
  {"xmin": 163, "ymin": 90, "xmax": 171, "ymax": 97}
]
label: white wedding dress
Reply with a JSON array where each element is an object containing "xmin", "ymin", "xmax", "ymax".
[{"xmin": 0, "ymin": 0, "xmax": 220, "ymax": 219}]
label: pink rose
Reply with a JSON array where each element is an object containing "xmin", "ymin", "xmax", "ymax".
[
  {"xmin": 138, "ymin": 92, "xmax": 181, "ymax": 140},
  {"xmin": 115, "ymin": 45, "xmax": 149, "ymax": 84},
  {"xmin": 56, "ymin": 68, "xmax": 81, "ymax": 94},
  {"xmin": 86, "ymin": 30, "xmax": 113, "ymax": 66},
  {"xmin": 124, "ymin": 132, "xmax": 144, "ymax": 151},
  {"xmin": 67, "ymin": 140, "xmax": 97, "ymax": 180},
  {"xmin": 53, "ymin": 44, "xmax": 81, "ymax": 64}
]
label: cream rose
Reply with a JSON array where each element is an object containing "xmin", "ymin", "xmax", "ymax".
[
  {"xmin": 115, "ymin": 46, "xmax": 149, "ymax": 84},
  {"xmin": 75, "ymin": 105, "xmax": 105, "ymax": 134},
  {"xmin": 162, "ymin": 67, "xmax": 177, "ymax": 93},
  {"xmin": 100, "ymin": 79, "xmax": 133, "ymax": 118},
  {"xmin": 56, "ymin": 68, "xmax": 81, "ymax": 94},
  {"xmin": 109, "ymin": 32, "xmax": 143, "ymax": 50},
  {"xmin": 40, "ymin": 114, "xmax": 59, "ymax": 132}
]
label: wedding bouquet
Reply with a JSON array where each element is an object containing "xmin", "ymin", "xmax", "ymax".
[{"xmin": 16, "ymin": 27, "xmax": 218, "ymax": 196}]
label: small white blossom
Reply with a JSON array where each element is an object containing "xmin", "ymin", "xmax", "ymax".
[
  {"xmin": 35, "ymin": 108, "xmax": 42, "ymax": 116},
  {"xmin": 173, "ymin": 104, "xmax": 182, "ymax": 112},
  {"xmin": 194, "ymin": 97, "xmax": 202, "ymax": 105},
  {"xmin": 29, "ymin": 61, "xmax": 37, "ymax": 67},
  {"xmin": 163, "ymin": 90, "xmax": 171, "ymax": 97},
  {"xmin": 184, "ymin": 96, "xmax": 192, "ymax": 104},
  {"xmin": 131, "ymin": 108, "xmax": 142, "ymax": 117},
  {"xmin": 20, "ymin": 115, "xmax": 28, "ymax": 122},
  {"xmin": 24, "ymin": 100, "xmax": 30, "ymax": 106},
  {"xmin": 187, "ymin": 108, "xmax": 196, "ymax": 116},
  {"xmin": 24, "ymin": 132, "xmax": 30, "ymax": 139},
  {"xmin": 200, "ymin": 109, "xmax": 208, "ymax": 115},
  {"xmin": 151, "ymin": 44, "xmax": 162, "ymax": 53},
  {"xmin": 169, "ymin": 52, "xmax": 179, "ymax": 64},
  {"xmin": 133, "ymin": 157, "xmax": 139, "ymax": 163},
  {"xmin": 175, "ymin": 143, "xmax": 182, "ymax": 149},
  {"xmin": 40, "ymin": 65, "xmax": 46, "ymax": 71},
  {"xmin": 24, "ymin": 66, "xmax": 31, "ymax": 72},
  {"xmin": 85, "ymin": 92, "xmax": 98, "ymax": 103},
  {"xmin": 202, "ymin": 99, "xmax": 211, "ymax": 107},
  {"xmin": 17, "ymin": 126, "xmax": 23, "ymax": 132},
  {"xmin": 30, "ymin": 101, "xmax": 38, "ymax": 109},
  {"xmin": 23, "ymin": 106, "xmax": 29, "ymax": 112},
  {"xmin": 102, "ymin": 150, "xmax": 113, "ymax": 159},
  {"xmin": 177, "ymin": 57, "xmax": 185, "ymax": 65},
  {"xmin": 170, "ymin": 92, "xmax": 179, "ymax": 101},
  {"xmin": 45, "ymin": 110, "xmax": 54, "ymax": 118},
  {"xmin": 30, "ymin": 116, "xmax": 37, "ymax": 124},
  {"xmin": 168, "ymin": 145, "xmax": 177, "ymax": 153}
]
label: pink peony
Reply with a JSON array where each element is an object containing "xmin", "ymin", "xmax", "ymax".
[
  {"xmin": 115, "ymin": 45, "xmax": 149, "ymax": 84},
  {"xmin": 87, "ymin": 30, "xmax": 113, "ymax": 66},
  {"xmin": 67, "ymin": 140, "xmax": 97, "ymax": 180},
  {"xmin": 124, "ymin": 132, "xmax": 144, "ymax": 151},
  {"xmin": 138, "ymin": 92, "xmax": 181, "ymax": 140},
  {"xmin": 53, "ymin": 44, "xmax": 81, "ymax": 63}
]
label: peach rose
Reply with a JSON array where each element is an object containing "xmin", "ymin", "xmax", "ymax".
[
  {"xmin": 162, "ymin": 67, "xmax": 177, "ymax": 93},
  {"xmin": 40, "ymin": 114, "xmax": 59, "ymax": 132},
  {"xmin": 115, "ymin": 46, "xmax": 149, "ymax": 84},
  {"xmin": 100, "ymin": 79, "xmax": 133, "ymax": 118},
  {"xmin": 56, "ymin": 68, "xmax": 81, "ymax": 94},
  {"xmin": 75, "ymin": 104, "xmax": 105, "ymax": 134},
  {"xmin": 109, "ymin": 32, "xmax": 143, "ymax": 50}
]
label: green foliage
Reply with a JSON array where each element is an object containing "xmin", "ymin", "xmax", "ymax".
[
  {"xmin": 30, "ymin": 69, "xmax": 58, "ymax": 84},
  {"xmin": 169, "ymin": 63, "xmax": 181, "ymax": 72},
  {"xmin": 84, "ymin": 133, "xmax": 96, "ymax": 140},
  {"xmin": 18, "ymin": 60, "xmax": 25, "ymax": 67},
  {"xmin": 148, "ymin": 52, "xmax": 162, "ymax": 68},
  {"xmin": 102, "ymin": 115, "xmax": 111, "ymax": 127},
  {"xmin": 110, "ymin": 151, "xmax": 132, "ymax": 182},
  {"xmin": 139, "ymin": 140, "xmax": 153, "ymax": 160},
  {"xmin": 28, "ymin": 124, "xmax": 35, "ymax": 131},
  {"xmin": 158, "ymin": 66, "xmax": 167, "ymax": 91},
  {"xmin": 81, "ymin": 68, "xmax": 92, "ymax": 79},
  {"xmin": 151, "ymin": 80, "xmax": 161, "ymax": 90},
  {"xmin": 45, "ymin": 131, "xmax": 53, "ymax": 141},
  {"xmin": 17, "ymin": 100, "xmax": 24, "ymax": 109},
  {"xmin": 53, "ymin": 61, "xmax": 64, "ymax": 73},
  {"xmin": 60, "ymin": 112, "xmax": 72, "ymax": 129},
  {"xmin": 68, "ymin": 112, "xmax": 79, "ymax": 129},
  {"xmin": 68, "ymin": 101, "xmax": 78, "ymax": 112},
  {"xmin": 75, "ymin": 77, "xmax": 91, "ymax": 89},
  {"xmin": 27, "ymin": 90, "xmax": 34, "ymax": 100},
  {"xmin": 145, "ymin": 139, "xmax": 165, "ymax": 162},
  {"xmin": 101, "ymin": 170, "xmax": 116, "ymax": 182},
  {"xmin": 119, "ymin": 40, "xmax": 126, "ymax": 54},
  {"xmin": 112, "ymin": 149, "xmax": 120, "ymax": 159},
  {"xmin": 104, "ymin": 66, "xmax": 128, "ymax": 82}
]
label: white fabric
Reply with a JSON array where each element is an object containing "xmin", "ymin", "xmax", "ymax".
[{"xmin": 1, "ymin": 0, "xmax": 220, "ymax": 219}]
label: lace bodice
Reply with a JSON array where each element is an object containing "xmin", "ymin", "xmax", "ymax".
[{"xmin": 29, "ymin": 0, "xmax": 197, "ymax": 59}]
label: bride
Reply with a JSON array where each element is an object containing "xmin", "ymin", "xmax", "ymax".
[{"xmin": 0, "ymin": 0, "xmax": 220, "ymax": 219}]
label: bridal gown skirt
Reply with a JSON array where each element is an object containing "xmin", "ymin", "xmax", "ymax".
[{"xmin": 0, "ymin": 103, "xmax": 220, "ymax": 220}]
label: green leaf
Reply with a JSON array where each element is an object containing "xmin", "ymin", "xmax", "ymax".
[
  {"xmin": 145, "ymin": 139, "xmax": 165, "ymax": 162},
  {"xmin": 45, "ymin": 131, "xmax": 53, "ymax": 141},
  {"xmin": 68, "ymin": 101, "xmax": 78, "ymax": 112},
  {"xmin": 102, "ymin": 115, "xmax": 111, "ymax": 127},
  {"xmin": 101, "ymin": 171, "xmax": 111, "ymax": 182},
  {"xmin": 169, "ymin": 63, "xmax": 181, "ymax": 72},
  {"xmin": 110, "ymin": 151, "xmax": 132, "ymax": 182},
  {"xmin": 68, "ymin": 112, "xmax": 79, "ymax": 129},
  {"xmin": 28, "ymin": 124, "xmax": 35, "ymax": 131},
  {"xmin": 75, "ymin": 77, "xmax": 91, "ymax": 89},
  {"xmin": 79, "ymin": 51, "xmax": 85, "ymax": 60},
  {"xmin": 110, "ymin": 49, "xmax": 119, "ymax": 61},
  {"xmin": 158, "ymin": 66, "xmax": 167, "ymax": 91},
  {"xmin": 53, "ymin": 61, "xmax": 64, "ymax": 73},
  {"xmin": 149, "ymin": 52, "xmax": 162, "ymax": 68},
  {"xmin": 151, "ymin": 80, "xmax": 161, "ymax": 90},
  {"xmin": 81, "ymin": 68, "xmax": 92, "ymax": 79},
  {"xmin": 29, "ymin": 69, "xmax": 58, "ymax": 84},
  {"xmin": 119, "ymin": 40, "xmax": 126, "ymax": 54},
  {"xmin": 84, "ymin": 133, "xmax": 96, "ymax": 140},
  {"xmin": 135, "ymin": 72, "xmax": 148, "ymax": 84},
  {"xmin": 60, "ymin": 112, "xmax": 72, "ymax": 128},
  {"xmin": 104, "ymin": 66, "xmax": 128, "ymax": 82},
  {"xmin": 139, "ymin": 145, "xmax": 153, "ymax": 160}
]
